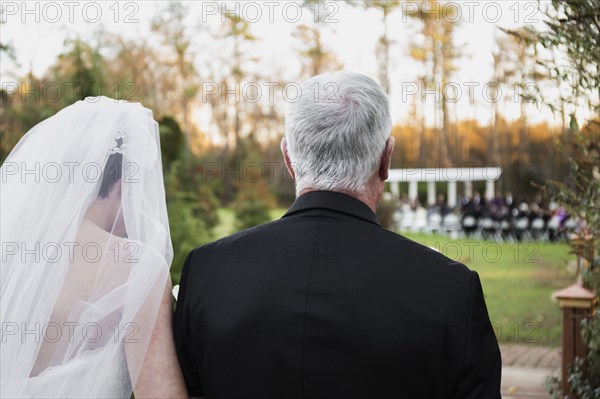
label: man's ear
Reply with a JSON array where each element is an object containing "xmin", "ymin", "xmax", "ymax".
[
  {"xmin": 280, "ymin": 138, "xmax": 296, "ymax": 180},
  {"xmin": 378, "ymin": 137, "xmax": 395, "ymax": 181}
]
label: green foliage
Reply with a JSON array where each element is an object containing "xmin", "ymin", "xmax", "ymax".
[
  {"xmin": 233, "ymin": 195, "xmax": 273, "ymax": 231},
  {"xmin": 167, "ymin": 190, "xmax": 210, "ymax": 285},
  {"xmin": 547, "ymin": 272, "xmax": 599, "ymax": 397},
  {"xmin": 196, "ymin": 183, "xmax": 221, "ymax": 232},
  {"xmin": 541, "ymin": 0, "xmax": 600, "ymax": 107},
  {"xmin": 0, "ymin": 14, "xmax": 16, "ymax": 63},
  {"xmin": 158, "ymin": 116, "xmax": 218, "ymax": 284},
  {"xmin": 1, "ymin": 37, "xmax": 105, "ymax": 162},
  {"xmin": 231, "ymin": 173, "xmax": 274, "ymax": 232},
  {"xmin": 178, "ymin": 156, "xmax": 222, "ymax": 231},
  {"xmin": 164, "ymin": 159, "xmax": 214, "ymax": 284},
  {"xmin": 0, "ymin": 81, "xmax": 56, "ymax": 162},
  {"xmin": 51, "ymin": 37, "xmax": 106, "ymax": 104},
  {"xmin": 578, "ymin": 312, "xmax": 600, "ymax": 396},
  {"xmin": 517, "ymin": 0, "xmax": 600, "ymax": 119},
  {"xmin": 376, "ymin": 193, "xmax": 397, "ymax": 230},
  {"xmin": 527, "ymin": 3, "xmax": 600, "ymax": 394},
  {"xmin": 547, "ymin": 111, "xmax": 600, "ymax": 399},
  {"xmin": 545, "ymin": 374, "xmax": 562, "ymax": 399},
  {"xmin": 543, "ymin": 119, "xmax": 599, "ymax": 271},
  {"xmin": 543, "ymin": 122, "xmax": 600, "ymax": 399},
  {"xmin": 158, "ymin": 116, "xmax": 185, "ymax": 170},
  {"xmin": 231, "ymin": 137, "xmax": 277, "ymax": 230}
]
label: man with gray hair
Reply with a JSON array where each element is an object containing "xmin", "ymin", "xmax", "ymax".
[{"xmin": 174, "ymin": 71, "xmax": 502, "ymax": 398}]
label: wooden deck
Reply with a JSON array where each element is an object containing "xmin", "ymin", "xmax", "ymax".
[{"xmin": 500, "ymin": 344, "xmax": 561, "ymax": 399}]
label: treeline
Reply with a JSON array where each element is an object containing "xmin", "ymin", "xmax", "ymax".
[{"xmin": 391, "ymin": 117, "xmax": 570, "ymax": 197}]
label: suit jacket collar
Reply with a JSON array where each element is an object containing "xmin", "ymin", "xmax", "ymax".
[{"xmin": 282, "ymin": 191, "xmax": 381, "ymax": 226}]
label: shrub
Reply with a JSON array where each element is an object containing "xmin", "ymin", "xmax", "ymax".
[{"xmin": 233, "ymin": 178, "xmax": 276, "ymax": 231}]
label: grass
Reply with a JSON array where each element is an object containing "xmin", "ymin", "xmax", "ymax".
[{"xmin": 214, "ymin": 208, "xmax": 576, "ymax": 346}]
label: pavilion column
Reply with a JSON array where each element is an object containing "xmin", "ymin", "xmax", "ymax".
[
  {"xmin": 408, "ymin": 181, "xmax": 418, "ymax": 203},
  {"xmin": 485, "ymin": 180, "xmax": 495, "ymax": 201},
  {"xmin": 464, "ymin": 181, "xmax": 473, "ymax": 198},
  {"xmin": 447, "ymin": 181, "xmax": 457, "ymax": 208},
  {"xmin": 427, "ymin": 181, "xmax": 436, "ymax": 206}
]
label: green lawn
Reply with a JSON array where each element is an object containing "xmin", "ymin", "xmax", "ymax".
[{"xmin": 215, "ymin": 208, "xmax": 575, "ymax": 346}]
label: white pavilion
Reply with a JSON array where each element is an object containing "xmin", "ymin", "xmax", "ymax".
[{"xmin": 386, "ymin": 167, "xmax": 503, "ymax": 207}]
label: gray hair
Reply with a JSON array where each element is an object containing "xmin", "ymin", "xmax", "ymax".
[{"xmin": 284, "ymin": 71, "xmax": 392, "ymax": 194}]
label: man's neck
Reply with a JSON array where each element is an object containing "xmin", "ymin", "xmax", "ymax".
[{"xmin": 297, "ymin": 187, "xmax": 380, "ymax": 213}]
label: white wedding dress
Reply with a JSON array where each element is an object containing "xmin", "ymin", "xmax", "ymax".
[
  {"xmin": 1, "ymin": 97, "xmax": 172, "ymax": 398},
  {"xmin": 25, "ymin": 347, "xmax": 129, "ymax": 398}
]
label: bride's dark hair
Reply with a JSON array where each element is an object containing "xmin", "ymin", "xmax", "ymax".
[{"xmin": 98, "ymin": 138, "xmax": 123, "ymax": 198}]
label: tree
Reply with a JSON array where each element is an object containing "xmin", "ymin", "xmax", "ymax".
[
  {"xmin": 103, "ymin": 35, "xmax": 173, "ymax": 116},
  {"xmin": 501, "ymin": 28, "xmax": 547, "ymax": 163},
  {"xmin": 346, "ymin": 0, "xmax": 399, "ymax": 95},
  {"xmin": 539, "ymin": 0, "xmax": 599, "ymax": 118},
  {"xmin": 0, "ymin": 17, "xmax": 20, "ymax": 162},
  {"xmin": 0, "ymin": 8, "xmax": 16, "ymax": 67},
  {"xmin": 489, "ymin": 29, "xmax": 542, "ymax": 167},
  {"xmin": 293, "ymin": 25, "xmax": 342, "ymax": 78},
  {"xmin": 439, "ymin": 5, "xmax": 461, "ymax": 164},
  {"xmin": 164, "ymin": 159, "xmax": 214, "ymax": 284},
  {"xmin": 47, "ymin": 37, "xmax": 105, "ymax": 105},
  {"xmin": 544, "ymin": 120, "xmax": 600, "ymax": 399},
  {"xmin": 201, "ymin": 8, "xmax": 261, "ymax": 202},
  {"xmin": 406, "ymin": 0, "xmax": 462, "ymax": 165},
  {"xmin": 232, "ymin": 136, "xmax": 277, "ymax": 230},
  {"xmin": 1, "ymin": 37, "xmax": 105, "ymax": 161},
  {"xmin": 206, "ymin": 9, "xmax": 257, "ymax": 156},
  {"xmin": 490, "ymin": 31, "xmax": 515, "ymax": 168},
  {"xmin": 292, "ymin": 1, "xmax": 343, "ymax": 78},
  {"xmin": 158, "ymin": 116, "xmax": 185, "ymax": 170},
  {"xmin": 151, "ymin": 1, "xmax": 200, "ymax": 154}
]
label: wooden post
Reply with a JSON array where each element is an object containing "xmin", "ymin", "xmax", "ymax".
[{"xmin": 553, "ymin": 283, "xmax": 596, "ymax": 398}]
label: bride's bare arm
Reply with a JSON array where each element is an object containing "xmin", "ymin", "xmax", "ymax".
[{"xmin": 135, "ymin": 277, "xmax": 188, "ymax": 399}]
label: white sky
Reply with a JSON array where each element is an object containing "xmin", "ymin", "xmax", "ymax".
[{"xmin": 0, "ymin": 1, "xmax": 593, "ymax": 131}]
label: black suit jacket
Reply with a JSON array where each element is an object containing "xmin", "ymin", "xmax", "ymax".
[{"xmin": 174, "ymin": 191, "xmax": 502, "ymax": 399}]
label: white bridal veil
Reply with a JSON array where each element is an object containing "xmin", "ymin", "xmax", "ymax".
[{"xmin": 0, "ymin": 96, "xmax": 172, "ymax": 397}]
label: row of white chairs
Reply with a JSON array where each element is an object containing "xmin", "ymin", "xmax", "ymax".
[
  {"xmin": 394, "ymin": 209, "xmax": 579, "ymax": 242},
  {"xmin": 394, "ymin": 209, "xmax": 461, "ymax": 236}
]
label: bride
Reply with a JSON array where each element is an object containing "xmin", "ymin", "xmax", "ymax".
[{"xmin": 1, "ymin": 97, "xmax": 188, "ymax": 398}]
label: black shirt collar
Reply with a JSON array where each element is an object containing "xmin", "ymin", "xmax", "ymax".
[{"xmin": 282, "ymin": 191, "xmax": 381, "ymax": 226}]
